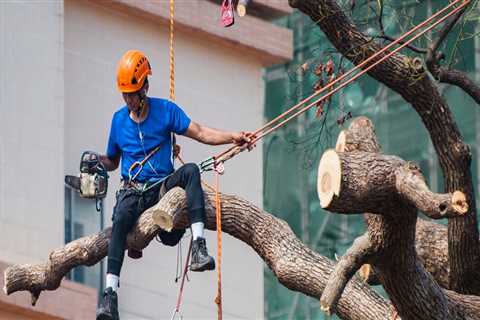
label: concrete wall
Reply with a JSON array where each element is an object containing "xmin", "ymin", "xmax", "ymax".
[
  {"xmin": 65, "ymin": 1, "xmax": 264, "ymax": 319},
  {"xmin": 0, "ymin": 1, "xmax": 64, "ymax": 264}
]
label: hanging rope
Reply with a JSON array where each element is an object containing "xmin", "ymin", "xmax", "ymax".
[
  {"xmin": 203, "ymin": 0, "xmax": 468, "ymax": 171},
  {"xmin": 167, "ymin": 2, "xmax": 223, "ymax": 318},
  {"xmin": 169, "ymin": 0, "xmax": 175, "ymax": 101},
  {"xmin": 171, "ymin": 238, "xmax": 193, "ymax": 320},
  {"xmin": 214, "ymin": 170, "xmax": 223, "ymax": 320}
]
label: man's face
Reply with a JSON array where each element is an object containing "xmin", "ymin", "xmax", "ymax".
[
  {"xmin": 123, "ymin": 90, "xmax": 143, "ymax": 114},
  {"xmin": 122, "ymin": 83, "xmax": 148, "ymax": 114}
]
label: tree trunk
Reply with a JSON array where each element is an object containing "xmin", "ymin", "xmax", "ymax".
[
  {"xmin": 289, "ymin": 0, "xmax": 480, "ymax": 294},
  {"xmin": 317, "ymin": 117, "xmax": 480, "ymax": 319}
]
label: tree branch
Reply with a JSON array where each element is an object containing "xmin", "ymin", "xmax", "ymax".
[
  {"xmin": 317, "ymin": 117, "xmax": 480, "ymax": 319},
  {"xmin": 317, "ymin": 149, "xmax": 466, "ymax": 219},
  {"xmin": 426, "ymin": 5, "xmax": 480, "ymax": 105},
  {"xmin": 320, "ymin": 233, "xmax": 374, "ymax": 315},
  {"xmin": 290, "ymin": 0, "xmax": 480, "ymax": 294},
  {"xmin": 4, "ymin": 188, "xmax": 394, "ymax": 320}
]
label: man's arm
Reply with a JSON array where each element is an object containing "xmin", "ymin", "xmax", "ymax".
[
  {"xmin": 100, "ymin": 154, "xmax": 120, "ymax": 172},
  {"xmin": 184, "ymin": 121, "xmax": 254, "ymax": 147}
]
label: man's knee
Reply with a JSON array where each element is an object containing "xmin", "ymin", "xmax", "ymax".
[
  {"xmin": 112, "ymin": 209, "xmax": 135, "ymax": 231},
  {"xmin": 183, "ymin": 163, "xmax": 200, "ymax": 179}
]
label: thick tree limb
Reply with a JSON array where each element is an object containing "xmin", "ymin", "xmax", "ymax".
[
  {"xmin": 340, "ymin": 117, "xmax": 476, "ymax": 290},
  {"xmin": 4, "ymin": 188, "xmax": 394, "ymax": 320},
  {"xmin": 317, "ymin": 150, "xmax": 467, "ymax": 219},
  {"xmin": 317, "ymin": 116, "xmax": 480, "ymax": 319},
  {"xmin": 290, "ymin": 0, "xmax": 480, "ymax": 294}
]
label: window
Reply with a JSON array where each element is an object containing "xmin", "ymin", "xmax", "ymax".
[{"xmin": 64, "ymin": 187, "xmax": 104, "ymax": 293}]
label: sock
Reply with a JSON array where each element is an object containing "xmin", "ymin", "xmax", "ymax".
[
  {"xmin": 106, "ymin": 273, "xmax": 120, "ymax": 292},
  {"xmin": 191, "ymin": 222, "xmax": 205, "ymax": 240}
]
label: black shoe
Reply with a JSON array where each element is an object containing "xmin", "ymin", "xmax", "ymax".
[
  {"xmin": 96, "ymin": 287, "xmax": 119, "ymax": 320},
  {"xmin": 190, "ymin": 237, "xmax": 215, "ymax": 272}
]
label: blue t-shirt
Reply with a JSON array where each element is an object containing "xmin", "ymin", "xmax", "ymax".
[{"xmin": 106, "ymin": 97, "xmax": 191, "ymax": 182}]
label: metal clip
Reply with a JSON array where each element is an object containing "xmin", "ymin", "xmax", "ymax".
[
  {"xmin": 214, "ymin": 161, "xmax": 225, "ymax": 175},
  {"xmin": 198, "ymin": 156, "xmax": 215, "ymax": 173},
  {"xmin": 170, "ymin": 308, "xmax": 183, "ymax": 320}
]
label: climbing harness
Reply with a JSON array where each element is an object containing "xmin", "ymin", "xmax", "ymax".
[{"xmin": 127, "ymin": 145, "xmax": 162, "ymax": 182}]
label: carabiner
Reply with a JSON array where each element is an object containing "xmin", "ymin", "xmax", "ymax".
[
  {"xmin": 128, "ymin": 161, "xmax": 143, "ymax": 182},
  {"xmin": 170, "ymin": 308, "xmax": 183, "ymax": 320},
  {"xmin": 198, "ymin": 156, "xmax": 215, "ymax": 173}
]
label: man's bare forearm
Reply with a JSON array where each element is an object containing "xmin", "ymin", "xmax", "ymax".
[{"xmin": 197, "ymin": 126, "xmax": 235, "ymax": 145}]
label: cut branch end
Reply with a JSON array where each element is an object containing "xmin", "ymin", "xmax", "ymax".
[
  {"xmin": 317, "ymin": 149, "xmax": 342, "ymax": 208},
  {"xmin": 451, "ymin": 191, "xmax": 468, "ymax": 215},
  {"xmin": 320, "ymin": 302, "xmax": 332, "ymax": 316},
  {"xmin": 151, "ymin": 209, "xmax": 174, "ymax": 231}
]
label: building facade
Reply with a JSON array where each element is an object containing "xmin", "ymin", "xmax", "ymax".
[{"xmin": 0, "ymin": 1, "xmax": 292, "ymax": 319}]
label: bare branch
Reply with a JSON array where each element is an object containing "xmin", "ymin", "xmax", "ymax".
[{"xmin": 320, "ymin": 234, "xmax": 374, "ymax": 315}]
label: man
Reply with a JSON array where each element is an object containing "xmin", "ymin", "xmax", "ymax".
[{"xmin": 96, "ymin": 50, "xmax": 253, "ymax": 320}]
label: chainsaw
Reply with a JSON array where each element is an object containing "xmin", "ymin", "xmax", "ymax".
[{"xmin": 65, "ymin": 151, "xmax": 109, "ymax": 212}]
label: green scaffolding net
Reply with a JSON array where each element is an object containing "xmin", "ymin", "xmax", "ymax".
[{"xmin": 263, "ymin": 2, "xmax": 479, "ymax": 319}]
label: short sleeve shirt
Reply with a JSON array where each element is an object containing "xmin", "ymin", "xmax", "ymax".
[{"xmin": 106, "ymin": 97, "xmax": 191, "ymax": 182}]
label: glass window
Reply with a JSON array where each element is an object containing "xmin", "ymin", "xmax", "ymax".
[{"xmin": 64, "ymin": 187, "xmax": 104, "ymax": 294}]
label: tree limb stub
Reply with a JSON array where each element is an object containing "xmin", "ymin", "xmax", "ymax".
[
  {"xmin": 4, "ymin": 187, "xmax": 393, "ymax": 320},
  {"xmin": 317, "ymin": 150, "xmax": 466, "ymax": 219},
  {"xmin": 317, "ymin": 116, "xmax": 479, "ymax": 319},
  {"xmin": 339, "ymin": 117, "xmax": 477, "ymax": 291}
]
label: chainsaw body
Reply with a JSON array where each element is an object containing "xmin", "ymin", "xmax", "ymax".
[{"xmin": 65, "ymin": 151, "xmax": 109, "ymax": 211}]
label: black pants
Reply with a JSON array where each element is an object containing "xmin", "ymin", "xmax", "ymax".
[{"xmin": 107, "ymin": 163, "xmax": 206, "ymax": 276}]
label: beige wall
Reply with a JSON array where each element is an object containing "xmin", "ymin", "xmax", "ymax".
[
  {"xmin": 0, "ymin": 1, "xmax": 65, "ymax": 264},
  {"xmin": 65, "ymin": 1, "xmax": 264, "ymax": 319}
]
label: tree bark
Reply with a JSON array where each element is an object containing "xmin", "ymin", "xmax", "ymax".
[
  {"xmin": 317, "ymin": 117, "xmax": 480, "ymax": 319},
  {"xmin": 4, "ymin": 188, "xmax": 394, "ymax": 320},
  {"xmin": 289, "ymin": 0, "xmax": 480, "ymax": 294}
]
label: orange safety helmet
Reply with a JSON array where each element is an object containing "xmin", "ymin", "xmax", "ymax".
[{"xmin": 116, "ymin": 50, "xmax": 152, "ymax": 93}]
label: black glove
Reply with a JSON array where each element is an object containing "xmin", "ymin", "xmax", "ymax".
[{"xmin": 157, "ymin": 228, "xmax": 186, "ymax": 246}]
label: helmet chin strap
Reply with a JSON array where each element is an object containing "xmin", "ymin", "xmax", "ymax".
[{"xmin": 135, "ymin": 90, "xmax": 147, "ymax": 118}]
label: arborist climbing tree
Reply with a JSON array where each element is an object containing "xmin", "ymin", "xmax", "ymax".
[
  {"xmin": 5, "ymin": 1, "xmax": 480, "ymax": 320},
  {"xmin": 94, "ymin": 49, "xmax": 254, "ymax": 320}
]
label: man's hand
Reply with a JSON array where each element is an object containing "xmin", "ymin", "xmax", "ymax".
[{"xmin": 232, "ymin": 132, "xmax": 256, "ymax": 151}]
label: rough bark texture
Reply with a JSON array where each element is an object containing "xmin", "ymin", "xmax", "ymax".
[
  {"xmin": 340, "ymin": 117, "xmax": 477, "ymax": 292},
  {"xmin": 318, "ymin": 116, "xmax": 480, "ymax": 319},
  {"xmin": 5, "ymin": 187, "xmax": 395, "ymax": 320},
  {"xmin": 318, "ymin": 150, "xmax": 466, "ymax": 219},
  {"xmin": 290, "ymin": 0, "xmax": 480, "ymax": 294}
]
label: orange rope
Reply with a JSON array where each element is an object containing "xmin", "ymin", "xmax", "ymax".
[
  {"xmin": 168, "ymin": 1, "xmax": 221, "ymax": 318},
  {"xmin": 214, "ymin": 171, "xmax": 223, "ymax": 320},
  {"xmin": 169, "ymin": 0, "xmax": 175, "ymax": 101},
  {"xmin": 211, "ymin": 0, "xmax": 468, "ymax": 164}
]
